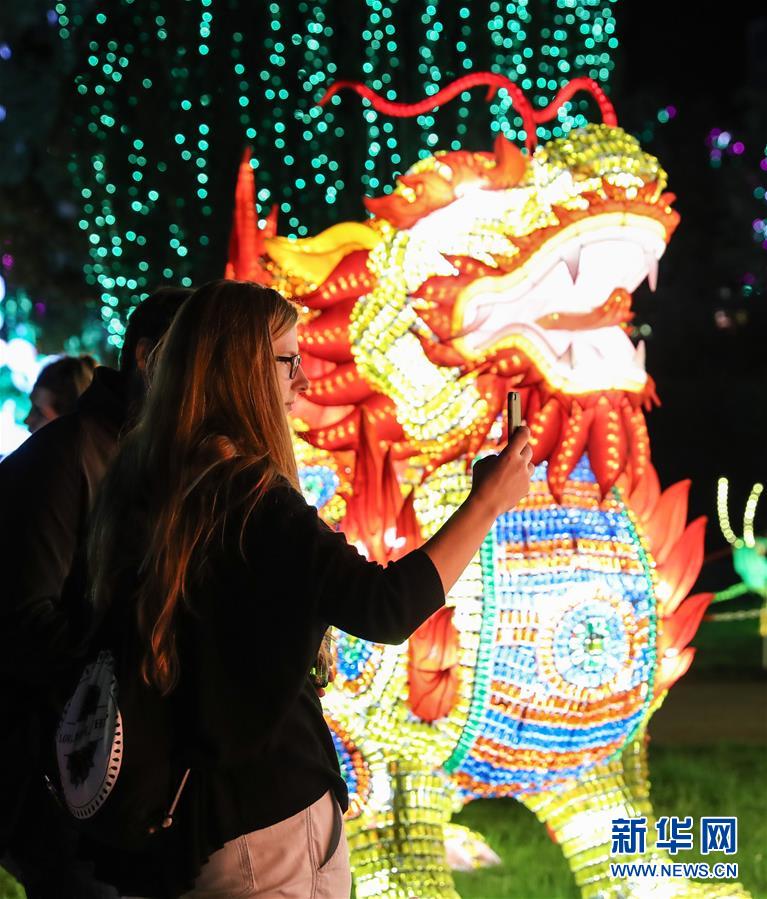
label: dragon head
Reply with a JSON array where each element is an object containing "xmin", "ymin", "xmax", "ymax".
[
  {"xmin": 240, "ymin": 85, "xmax": 678, "ymax": 503},
  {"xmin": 398, "ymin": 125, "xmax": 674, "ymax": 399}
]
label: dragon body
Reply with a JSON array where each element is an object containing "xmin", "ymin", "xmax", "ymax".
[{"xmin": 226, "ymin": 78, "xmax": 749, "ymax": 898}]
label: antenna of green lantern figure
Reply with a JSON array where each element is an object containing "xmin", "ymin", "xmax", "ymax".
[
  {"xmin": 716, "ymin": 478, "xmax": 766, "ymax": 572},
  {"xmin": 715, "ymin": 477, "xmax": 767, "ymax": 667},
  {"xmin": 742, "ymin": 481, "xmax": 764, "ymax": 550}
]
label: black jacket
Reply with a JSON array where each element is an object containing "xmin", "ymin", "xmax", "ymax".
[
  {"xmin": 0, "ymin": 366, "xmax": 127, "ymax": 846},
  {"xmin": 91, "ymin": 475, "xmax": 445, "ymax": 898}
]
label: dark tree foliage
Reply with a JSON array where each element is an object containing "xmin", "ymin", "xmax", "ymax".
[{"xmin": 0, "ymin": 1, "xmax": 103, "ymax": 353}]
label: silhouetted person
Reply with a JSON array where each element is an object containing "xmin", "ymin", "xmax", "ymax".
[
  {"xmin": 25, "ymin": 354, "xmax": 97, "ymax": 433},
  {"xmin": 0, "ymin": 287, "xmax": 192, "ymax": 899}
]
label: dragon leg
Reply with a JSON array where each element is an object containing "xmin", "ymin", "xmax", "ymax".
[
  {"xmin": 346, "ymin": 758, "xmax": 461, "ymax": 899},
  {"xmin": 520, "ymin": 726, "xmax": 751, "ymax": 898}
]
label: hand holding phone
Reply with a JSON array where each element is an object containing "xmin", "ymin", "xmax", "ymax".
[{"xmin": 507, "ymin": 391, "xmax": 522, "ymax": 442}]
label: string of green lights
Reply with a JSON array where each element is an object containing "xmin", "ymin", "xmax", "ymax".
[{"xmin": 57, "ymin": 0, "xmax": 619, "ymax": 349}]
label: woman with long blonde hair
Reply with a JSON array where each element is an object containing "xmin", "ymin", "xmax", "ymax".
[{"xmin": 87, "ymin": 279, "xmax": 533, "ymax": 899}]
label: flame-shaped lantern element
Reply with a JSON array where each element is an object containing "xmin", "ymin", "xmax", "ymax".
[
  {"xmin": 408, "ymin": 607, "xmax": 460, "ymax": 723},
  {"xmin": 224, "ymin": 149, "xmax": 277, "ymax": 286},
  {"xmin": 622, "ymin": 466, "xmax": 712, "ymax": 696}
]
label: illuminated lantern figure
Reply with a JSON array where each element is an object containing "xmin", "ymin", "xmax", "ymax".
[
  {"xmin": 226, "ymin": 77, "xmax": 750, "ymax": 899},
  {"xmin": 717, "ymin": 478, "xmax": 766, "ymax": 665}
]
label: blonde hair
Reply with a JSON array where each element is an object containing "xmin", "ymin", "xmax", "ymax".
[{"xmin": 90, "ymin": 280, "xmax": 301, "ymax": 693}]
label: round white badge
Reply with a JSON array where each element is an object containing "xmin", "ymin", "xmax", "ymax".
[{"xmin": 56, "ymin": 649, "xmax": 123, "ymax": 819}]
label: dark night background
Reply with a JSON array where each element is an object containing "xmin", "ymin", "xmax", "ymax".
[
  {"xmin": 0, "ymin": 2, "xmax": 765, "ymax": 602},
  {"xmin": 614, "ymin": 3, "xmax": 766, "ymax": 597}
]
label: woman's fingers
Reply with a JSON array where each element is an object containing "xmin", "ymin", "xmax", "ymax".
[
  {"xmin": 510, "ymin": 424, "xmax": 530, "ymax": 451},
  {"xmin": 499, "ymin": 425, "xmax": 530, "ymax": 459},
  {"xmin": 471, "ymin": 423, "xmax": 534, "ymax": 511}
]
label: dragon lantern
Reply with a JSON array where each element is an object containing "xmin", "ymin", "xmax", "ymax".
[{"xmin": 226, "ymin": 75, "xmax": 750, "ymax": 898}]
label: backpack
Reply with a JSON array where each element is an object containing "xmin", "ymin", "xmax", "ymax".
[{"xmin": 53, "ymin": 643, "xmax": 190, "ymax": 852}]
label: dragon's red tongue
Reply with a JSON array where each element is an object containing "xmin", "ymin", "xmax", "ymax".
[{"xmin": 535, "ymin": 288, "xmax": 634, "ymax": 331}]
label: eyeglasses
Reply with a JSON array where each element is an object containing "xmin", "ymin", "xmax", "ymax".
[{"xmin": 275, "ymin": 353, "xmax": 302, "ymax": 380}]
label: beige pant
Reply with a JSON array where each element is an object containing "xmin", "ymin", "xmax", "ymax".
[{"xmin": 179, "ymin": 790, "xmax": 351, "ymax": 899}]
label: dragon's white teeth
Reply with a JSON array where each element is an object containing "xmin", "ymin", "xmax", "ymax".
[
  {"xmin": 561, "ymin": 245, "xmax": 582, "ymax": 284},
  {"xmin": 633, "ymin": 339, "xmax": 646, "ymax": 370},
  {"xmin": 644, "ymin": 252, "xmax": 658, "ymax": 292},
  {"xmin": 462, "ymin": 302, "xmax": 479, "ymax": 326},
  {"xmin": 555, "ymin": 341, "xmax": 607, "ymax": 372},
  {"xmin": 558, "ymin": 344, "xmax": 576, "ymax": 370},
  {"xmin": 465, "ymin": 304, "xmax": 492, "ymax": 331}
]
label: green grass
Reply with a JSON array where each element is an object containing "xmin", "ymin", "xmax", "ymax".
[
  {"xmin": 452, "ymin": 797, "xmax": 578, "ymax": 899},
  {"xmin": 2, "ymin": 745, "xmax": 764, "ymax": 899},
  {"xmin": 452, "ymin": 743, "xmax": 767, "ymax": 899},
  {"xmin": 691, "ymin": 594, "xmax": 764, "ymax": 675}
]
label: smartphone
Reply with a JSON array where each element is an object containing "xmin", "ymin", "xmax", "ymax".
[
  {"xmin": 310, "ymin": 656, "xmax": 329, "ymax": 689},
  {"xmin": 507, "ymin": 391, "xmax": 522, "ymax": 442}
]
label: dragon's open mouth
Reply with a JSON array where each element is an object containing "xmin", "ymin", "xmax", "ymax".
[{"xmin": 453, "ymin": 214, "xmax": 668, "ymax": 393}]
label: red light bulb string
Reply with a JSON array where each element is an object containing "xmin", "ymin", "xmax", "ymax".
[{"xmin": 319, "ymin": 73, "xmax": 617, "ymax": 153}]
